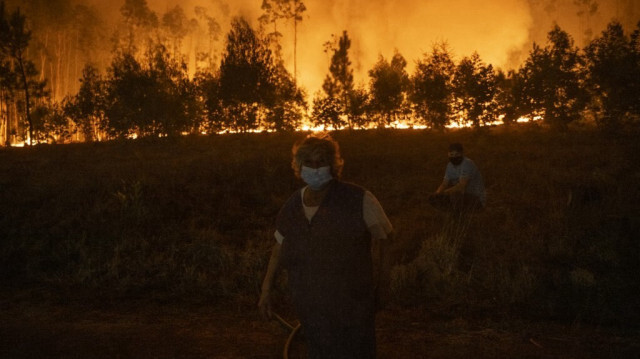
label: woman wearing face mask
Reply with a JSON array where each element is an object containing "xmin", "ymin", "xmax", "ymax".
[
  {"xmin": 259, "ymin": 132, "xmax": 393, "ymax": 359},
  {"xmin": 429, "ymin": 142, "xmax": 486, "ymax": 213}
]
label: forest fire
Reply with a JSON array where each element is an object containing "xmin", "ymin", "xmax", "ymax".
[{"xmin": 0, "ymin": 0, "xmax": 638, "ymax": 146}]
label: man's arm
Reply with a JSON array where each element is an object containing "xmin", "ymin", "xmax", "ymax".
[
  {"xmin": 436, "ymin": 178, "xmax": 450, "ymax": 194},
  {"xmin": 444, "ymin": 176, "xmax": 470, "ymax": 194},
  {"xmin": 258, "ymin": 242, "xmax": 282, "ymax": 320}
]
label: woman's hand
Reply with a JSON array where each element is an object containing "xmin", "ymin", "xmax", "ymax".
[{"xmin": 258, "ymin": 289, "xmax": 273, "ymax": 320}]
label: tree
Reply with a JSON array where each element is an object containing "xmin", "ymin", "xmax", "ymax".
[
  {"xmin": 265, "ymin": 61, "xmax": 306, "ymax": 131},
  {"xmin": 259, "ymin": 0, "xmax": 306, "ymax": 85},
  {"xmin": 519, "ymin": 25, "xmax": 587, "ymax": 130},
  {"xmin": 104, "ymin": 45, "xmax": 198, "ymax": 138},
  {"xmin": 283, "ymin": 0, "xmax": 306, "ymax": 84},
  {"xmin": 119, "ymin": 0, "xmax": 158, "ymax": 54},
  {"xmin": 32, "ymin": 101, "xmax": 72, "ymax": 144},
  {"xmin": 259, "ymin": 0, "xmax": 286, "ymax": 60},
  {"xmin": 161, "ymin": 5, "xmax": 189, "ymax": 60},
  {"xmin": 584, "ymin": 21, "xmax": 640, "ymax": 131},
  {"xmin": 315, "ymin": 31, "xmax": 354, "ymax": 129},
  {"xmin": 194, "ymin": 6, "xmax": 221, "ymax": 72},
  {"xmin": 64, "ymin": 64, "xmax": 107, "ymax": 141},
  {"xmin": 453, "ymin": 52, "xmax": 499, "ymax": 128},
  {"xmin": 218, "ymin": 17, "xmax": 277, "ymax": 132},
  {"xmin": 0, "ymin": 14, "xmax": 17, "ymax": 145},
  {"xmin": 410, "ymin": 42, "xmax": 455, "ymax": 130},
  {"xmin": 194, "ymin": 71, "xmax": 224, "ymax": 134},
  {"xmin": 346, "ymin": 85, "xmax": 369, "ymax": 129},
  {"xmin": 0, "ymin": 2, "xmax": 47, "ymax": 145},
  {"xmin": 368, "ymin": 51, "xmax": 410, "ymax": 127},
  {"xmin": 311, "ymin": 92, "xmax": 343, "ymax": 129},
  {"xmin": 104, "ymin": 52, "xmax": 147, "ymax": 138},
  {"xmin": 495, "ymin": 69, "xmax": 527, "ymax": 126},
  {"xmin": 144, "ymin": 44, "xmax": 199, "ymax": 137}
]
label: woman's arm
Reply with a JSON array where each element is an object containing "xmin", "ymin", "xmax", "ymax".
[{"xmin": 258, "ymin": 242, "xmax": 282, "ymax": 320}]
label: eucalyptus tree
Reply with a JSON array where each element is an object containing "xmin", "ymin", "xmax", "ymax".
[
  {"xmin": 4, "ymin": 0, "xmax": 109, "ymax": 101},
  {"xmin": 260, "ymin": 0, "xmax": 306, "ymax": 84},
  {"xmin": 0, "ymin": 2, "xmax": 47, "ymax": 145},
  {"xmin": 161, "ymin": 5, "xmax": 189, "ymax": 60},
  {"xmin": 194, "ymin": 6, "xmax": 221, "ymax": 72},
  {"xmin": 283, "ymin": 0, "xmax": 306, "ymax": 84},
  {"xmin": 119, "ymin": 0, "xmax": 158, "ymax": 54},
  {"xmin": 259, "ymin": 0, "xmax": 286, "ymax": 59},
  {"xmin": 0, "ymin": 13, "xmax": 17, "ymax": 145}
]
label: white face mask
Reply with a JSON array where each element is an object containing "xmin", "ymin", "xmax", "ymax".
[{"xmin": 300, "ymin": 165, "xmax": 333, "ymax": 190}]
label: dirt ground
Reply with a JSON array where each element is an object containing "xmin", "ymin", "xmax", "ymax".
[{"xmin": 1, "ymin": 298, "xmax": 639, "ymax": 359}]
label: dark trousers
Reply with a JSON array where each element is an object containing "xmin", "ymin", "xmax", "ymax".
[{"xmin": 303, "ymin": 320, "xmax": 376, "ymax": 359}]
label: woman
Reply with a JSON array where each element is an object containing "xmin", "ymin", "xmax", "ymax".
[{"xmin": 259, "ymin": 132, "xmax": 393, "ymax": 358}]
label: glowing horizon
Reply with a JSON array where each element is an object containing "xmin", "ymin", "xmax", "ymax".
[{"xmin": 84, "ymin": 0, "xmax": 637, "ymax": 96}]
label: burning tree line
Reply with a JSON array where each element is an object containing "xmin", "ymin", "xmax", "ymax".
[{"xmin": 1, "ymin": 1, "xmax": 640, "ymax": 145}]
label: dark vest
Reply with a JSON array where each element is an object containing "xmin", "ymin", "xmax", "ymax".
[{"xmin": 276, "ymin": 181, "xmax": 374, "ymax": 324}]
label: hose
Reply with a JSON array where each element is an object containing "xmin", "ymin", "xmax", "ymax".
[{"xmin": 273, "ymin": 312, "xmax": 302, "ymax": 359}]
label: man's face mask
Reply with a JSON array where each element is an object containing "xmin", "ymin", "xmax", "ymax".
[{"xmin": 448, "ymin": 151, "xmax": 463, "ymax": 165}]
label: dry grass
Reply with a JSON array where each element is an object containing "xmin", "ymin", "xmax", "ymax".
[{"xmin": 1, "ymin": 126, "xmax": 638, "ymax": 327}]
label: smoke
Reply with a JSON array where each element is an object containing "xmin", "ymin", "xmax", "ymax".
[
  {"xmin": 155, "ymin": 0, "xmax": 535, "ymax": 94},
  {"xmin": 293, "ymin": 0, "xmax": 534, "ymax": 93},
  {"xmin": 15, "ymin": 0, "xmax": 640, "ymax": 96}
]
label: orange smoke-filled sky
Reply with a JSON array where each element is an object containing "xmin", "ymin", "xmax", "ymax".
[{"xmin": 91, "ymin": 0, "xmax": 639, "ymax": 95}]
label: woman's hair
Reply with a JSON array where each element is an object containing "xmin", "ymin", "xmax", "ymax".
[{"xmin": 291, "ymin": 132, "xmax": 344, "ymax": 179}]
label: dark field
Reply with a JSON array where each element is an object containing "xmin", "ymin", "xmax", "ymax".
[{"xmin": 1, "ymin": 126, "xmax": 639, "ymax": 358}]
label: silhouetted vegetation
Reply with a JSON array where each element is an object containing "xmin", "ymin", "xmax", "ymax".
[{"xmin": 1, "ymin": 1, "xmax": 639, "ymax": 144}]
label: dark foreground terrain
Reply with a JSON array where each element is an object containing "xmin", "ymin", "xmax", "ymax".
[
  {"xmin": 1, "ymin": 299, "xmax": 639, "ymax": 358},
  {"xmin": 1, "ymin": 127, "xmax": 640, "ymax": 357}
]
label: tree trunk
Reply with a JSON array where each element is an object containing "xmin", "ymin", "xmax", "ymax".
[
  {"xmin": 18, "ymin": 57, "xmax": 33, "ymax": 145},
  {"xmin": 0, "ymin": 89, "xmax": 6, "ymax": 146},
  {"xmin": 40, "ymin": 32, "xmax": 49, "ymax": 82},
  {"xmin": 293, "ymin": 6, "xmax": 297, "ymax": 86}
]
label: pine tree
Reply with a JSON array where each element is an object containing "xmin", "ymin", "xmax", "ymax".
[{"xmin": 315, "ymin": 31, "xmax": 354, "ymax": 128}]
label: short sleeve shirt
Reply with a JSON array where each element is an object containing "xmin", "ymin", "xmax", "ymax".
[
  {"xmin": 274, "ymin": 187, "xmax": 393, "ymax": 244},
  {"xmin": 444, "ymin": 157, "xmax": 486, "ymax": 205}
]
